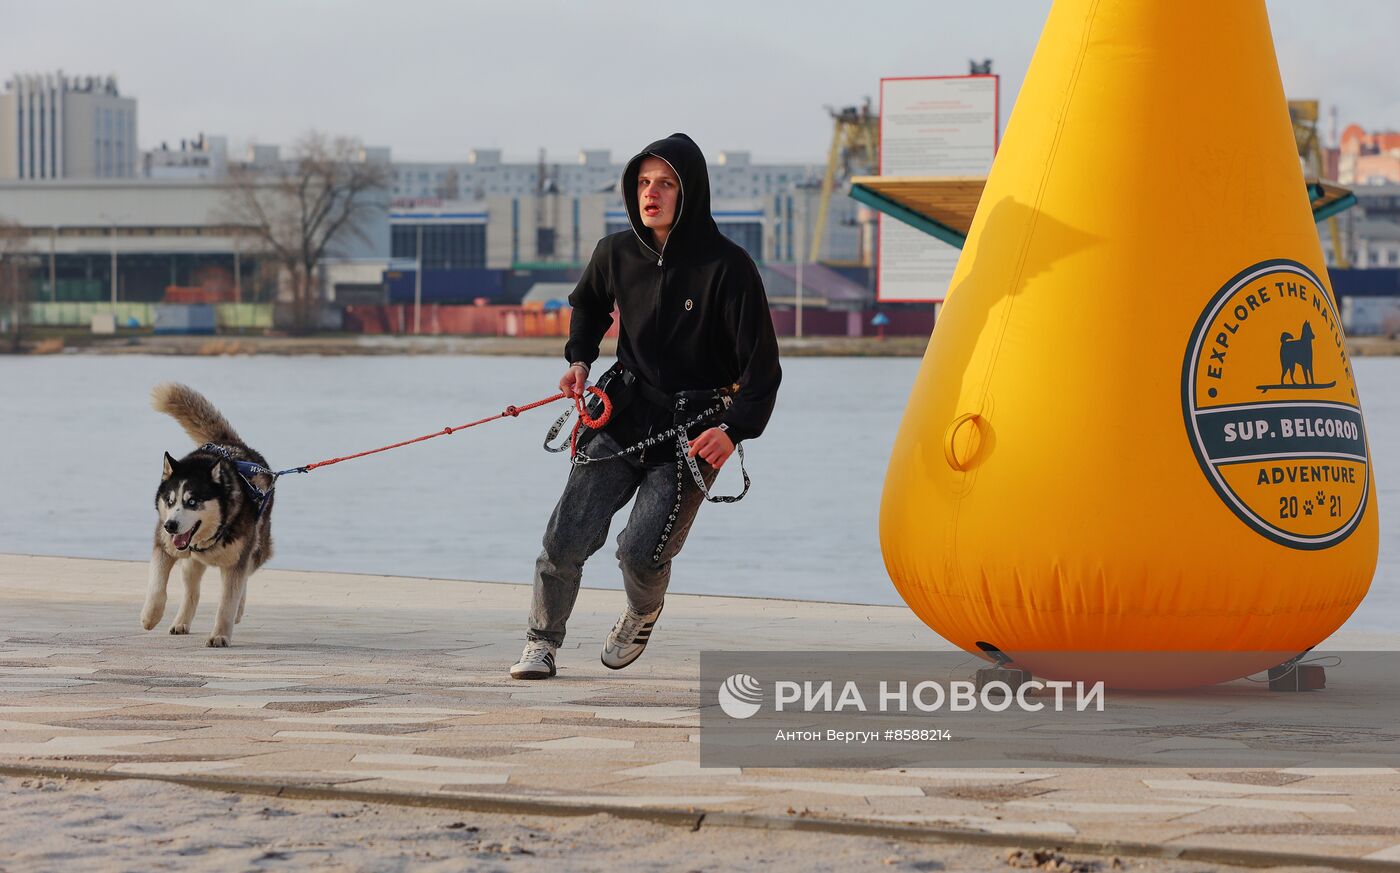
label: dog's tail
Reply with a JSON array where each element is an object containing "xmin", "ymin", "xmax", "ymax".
[
  {"xmin": 152, "ymin": 383, "xmax": 242, "ymax": 447},
  {"xmin": 1280, "ymin": 332, "xmax": 1294, "ymax": 343}
]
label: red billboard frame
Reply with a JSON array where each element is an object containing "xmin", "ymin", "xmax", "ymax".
[{"xmin": 875, "ymin": 73, "xmax": 1000, "ymax": 304}]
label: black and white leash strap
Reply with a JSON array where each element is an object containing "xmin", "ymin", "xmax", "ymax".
[
  {"xmin": 673, "ymin": 393, "xmax": 750, "ymax": 505},
  {"xmin": 542, "ymin": 395, "xmax": 752, "ymax": 505}
]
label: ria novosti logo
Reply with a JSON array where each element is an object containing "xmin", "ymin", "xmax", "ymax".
[
  {"xmin": 717, "ymin": 673, "xmax": 763, "ymax": 719},
  {"xmin": 715, "ymin": 673, "xmax": 1105, "ymax": 719}
]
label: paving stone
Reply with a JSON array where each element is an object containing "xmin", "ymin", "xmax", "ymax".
[
  {"xmin": 268, "ymin": 715, "xmax": 458, "ymax": 725},
  {"xmin": 272, "ymin": 730, "xmax": 420, "ymax": 743},
  {"xmin": 329, "ymin": 769, "xmax": 510, "ymax": 787},
  {"xmin": 860, "ymin": 813, "xmax": 1077, "ymax": 837},
  {"xmin": 2, "ymin": 553, "xmax": 1398, "ymax": 866},
  {"xmin": 351, "ymin": 753, "xmax": 515, "ymax": 769},
  {"xmin": 1007, "ymin": 800, "xmax": 1209, "ymax": 815},
  {"xmin": 1365, "ymin": 843, "xmax": 1400, "ymax": 861},
  {"xmin": 732, "ymin": 779, "xmax": 924, "ymax": 798},
  {"xmin": 124, "ymin": 694, "xmax": 371, "ymax": 710},
  {"xmin": 0, "ymin": 719, "xmax": 82, "ymax": 732},
  {"xmin": 0, "ymin": 734, "xmax": 172, "ymax": 757},
  {"xmin": 517, "ymin": 736, "xmax": 636, "ymax": 751},
  {"xmin": 109, "ymin": 759, "xmax": 245, "ymax": 775},
  {"xmin": 1155, "ymin": 796, "xmax": 1356, "ymax": 813},
  {"xmin": 617, "ymin": 759, "xmax": 740, "ymax": 778},
  {"xmin": 1143, "ymin": 778, "xmax": 1344, "ymax": 796}
]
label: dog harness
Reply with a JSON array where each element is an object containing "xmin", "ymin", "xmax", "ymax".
[{"xmin": 197, "ymin": 443, "xmax": 283, "ymax": 518}]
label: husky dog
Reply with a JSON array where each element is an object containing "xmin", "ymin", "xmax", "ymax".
[
  {"xmin": 1279, "ymin": 321, "xmax": 1316, "ymax": 385},
  {"xmin": 141, "ymin": 384, "xmax": 274, "ymax": 647}
]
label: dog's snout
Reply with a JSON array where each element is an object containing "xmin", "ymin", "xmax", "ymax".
[{"xmin": 163, "ymin": 519, "xmax": 179, "ymax": 534}]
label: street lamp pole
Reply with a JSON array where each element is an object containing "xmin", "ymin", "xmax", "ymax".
[
  {"xmin": 414, "ymin": 224, "xmax": 423, "ymax": 335},
  {"xmin": 109, "ymin": 230, "xmax": 118, "ymax": 306},
  {"xmin": 795, "ymin": 217, "xmax": 804, "ymax": 339},
  {"xmin": 233, "ymin": 230, "xmax": 242, "ymax": 305},
  {"xmin": 99, "ymin": 212, "xmax": 129, "ymax": 307},
  {"xmin": 794, "ymin": 184, "xmax": 817, "ymax": 339}
]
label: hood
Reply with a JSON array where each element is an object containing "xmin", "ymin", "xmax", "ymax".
[{"xmin": 621, "ymin": 132, "xmax": 720, "ymax": 260}]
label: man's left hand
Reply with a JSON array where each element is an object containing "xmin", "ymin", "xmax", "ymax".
[{"xmin": 687, "ymin": 427, "xmax": 735, "ymax": 469}]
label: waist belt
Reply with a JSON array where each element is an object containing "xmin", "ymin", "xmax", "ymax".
[{"xmin": 632, "ymin": 372, "xmax": 739, "ymax": 412}]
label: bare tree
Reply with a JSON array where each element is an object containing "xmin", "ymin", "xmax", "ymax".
[
  {"xmin": 0, "ymin": 221, "xmax": 32, "ymax": 353},
  {"xmin": 436, "ymin": 167, "xmax": 460, "ymax": 200},
  {"xmin": 221, "ymin": 132, "xmax": 389, "ymax": 334}
]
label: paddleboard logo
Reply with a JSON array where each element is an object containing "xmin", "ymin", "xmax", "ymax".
[{"xmin": 1182, "ymin": 259, "xmax": 1369, "ymax": 550}]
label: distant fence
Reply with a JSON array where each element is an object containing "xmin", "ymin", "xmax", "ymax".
[
  {"xmin": 349, "ymin": 304, "xmax": 938, "ymax": 338},
  {"xmin": 344, "ymin": 305, "xmax": 584, "ymax": 337},
  {"xmin": 24, "ymin": 300, "xmax": 942, "ymax": 339},
  {"xmin": 769, "ymin": 308, "xmax": 937, "ymax": 338},
  {"xmin": 28, "ymin": 303, "xmax": 273, "ymax": 330}
]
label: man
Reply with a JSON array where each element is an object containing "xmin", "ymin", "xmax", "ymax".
[{"xmin": 511, "ymin": 132, "xmax": 781, "ymax": 679}]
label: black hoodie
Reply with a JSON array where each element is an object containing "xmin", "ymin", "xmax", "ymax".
[{"xmin": 565, "ymin": 132, "xmax": 781, "ymax": 448}]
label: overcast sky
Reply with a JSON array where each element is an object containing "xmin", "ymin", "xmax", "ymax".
[{"xmin": 4, "ymin": 1, "xmax": 1398, "ymax": 165}]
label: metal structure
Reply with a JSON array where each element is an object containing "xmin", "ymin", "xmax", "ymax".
[
  {"xmin": 809, "ymin": 100, "xmax": 878, "ymax": 263},
  {"xmin": 1291, "ymin": 99, "xmax": 1351, "ymax": 268},
  {"xmin": 534, "ymin": 148, "xmax": 561, "ymax": 262}
]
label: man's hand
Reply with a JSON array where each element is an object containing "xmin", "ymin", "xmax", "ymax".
[
  {"xmin": 559, "ymin": 363, "xmax": 588, "ymax": 397},
  {"xmin": 687, "ymin": 427, "xmax": 735, "ymax": 469}
]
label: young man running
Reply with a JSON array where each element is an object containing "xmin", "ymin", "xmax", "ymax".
[{"xmin": 511, "ymin": 132, "xmax": 781, "ymax": 679}]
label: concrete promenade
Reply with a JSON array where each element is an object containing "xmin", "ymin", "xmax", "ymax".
[{"xmin": 1, "ymin": 553, "xmax": 1398, "ymax": 871}]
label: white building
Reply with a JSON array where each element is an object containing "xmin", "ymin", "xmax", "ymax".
[
  {"xmin": 0, "ymin": 72, "xmax": 138, "ymax": 180},
  {"xmin": 388, "ymin": 148, "xmax": 859, "ymax": 264},
  {"xmin": 143, "ymin": 134, "xmax": 229, "ymax": 180},
  {"xmin": 1319, "ymin": 184, "xmax": 1400, "ymax": 268}
]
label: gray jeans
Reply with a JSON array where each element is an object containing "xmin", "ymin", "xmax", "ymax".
[{"xmin": 527, "ymin": 430, "xmax": 718, "ymax": 645}]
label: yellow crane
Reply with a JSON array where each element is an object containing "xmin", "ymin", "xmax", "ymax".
[
  {"xmin": 1290, "ymin": 99, "xmax": 1349, "ymax": 269},
  {"xmin": 809, "ymin": 100, "xmax": 879, "ymax": 263}
]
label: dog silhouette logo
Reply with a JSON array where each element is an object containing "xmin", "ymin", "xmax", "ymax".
[
  {"xmin": 1260, "ymin": 320, "xmax": 1336, "ymax": 393},
  {"xmin": 1279, "ymin": 321, "xmax": 1316, "ymax": 384}
]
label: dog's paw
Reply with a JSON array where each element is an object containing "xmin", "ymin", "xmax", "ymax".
[
  {"xmin": 205, "ymin": 634, "xmax": 231, "ymax": 648},
  {"xmin": 140, "ymin": 604, "xmax": 165, "ymax": 631},
  {"xmin": 169, "ymin": 623, "xmax": 189, "ymax": 635}
]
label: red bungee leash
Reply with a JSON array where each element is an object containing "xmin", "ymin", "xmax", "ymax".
[{"xmin": 254, "ymin": 387, "xmax": 613, "ymax": 483}]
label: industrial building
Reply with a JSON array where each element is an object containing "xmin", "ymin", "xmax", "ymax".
[
  {"xmin": 10, "ymin": 65, "xmax": 1391, "ymax": 339},
  {"xmin": 0, "ymin": 73, "xmax": 138, "ymax": 180}
]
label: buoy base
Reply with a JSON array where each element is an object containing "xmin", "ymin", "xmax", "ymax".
[
  {"xmin": 975, "ymin": 667, "xmax": 1034, "ymax": 696},
  {"xmin": 1268, "ymin": 664, "xmax": 1326, "ymax": 692}
]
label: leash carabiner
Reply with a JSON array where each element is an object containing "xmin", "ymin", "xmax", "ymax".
[{"xmin": 542, "ymin": 386, "xmax": 613, "ymax": 457}]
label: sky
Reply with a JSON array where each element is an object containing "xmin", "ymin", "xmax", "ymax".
[{"xmin": 3, "ymin": 1, "xmax": 1398, "ymax": 165}]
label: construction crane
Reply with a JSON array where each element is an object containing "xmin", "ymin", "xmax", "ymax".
[
  {"xmin": 1290, "ymin": 99, "xmax": 1348, "ymax": 269},
  {"xmin": 809, "ymin": 100, "xmax": 879, "ymax": 263}
]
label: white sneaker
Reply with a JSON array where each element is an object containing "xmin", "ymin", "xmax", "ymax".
[
  {"xmin": 601, "ymin": 603, "xmax": 663, "ymax": 670},
  {"xmin": 510, "ymin": 639, "xmax": 558, "ymax": 680}
]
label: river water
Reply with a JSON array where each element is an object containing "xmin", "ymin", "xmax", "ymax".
[{"xmin": 2, "ymin": 354, "xmax": 1394, "ymax": 632}]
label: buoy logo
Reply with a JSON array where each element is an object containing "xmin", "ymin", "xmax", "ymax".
[
  {"xmin": 717, "ymin": 673, "xmax": 763, "ymax": 719},
  {"xmin": 1182, "ymin": 259, "xmax": 1370, "ymax": 549}
]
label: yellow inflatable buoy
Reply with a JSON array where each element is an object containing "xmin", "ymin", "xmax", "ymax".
[{"xmin": 879, "ymin": 0, "xmax": 1377, "ymax": 687}]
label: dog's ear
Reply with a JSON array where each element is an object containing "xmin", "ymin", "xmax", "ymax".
[
  {"xmin": 162, "ymin": 452, "xmax": 178, "ymax": 480},
  {"xmin": 209, "ymin": 459, "xmax": 225, "ymax": 484}
]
